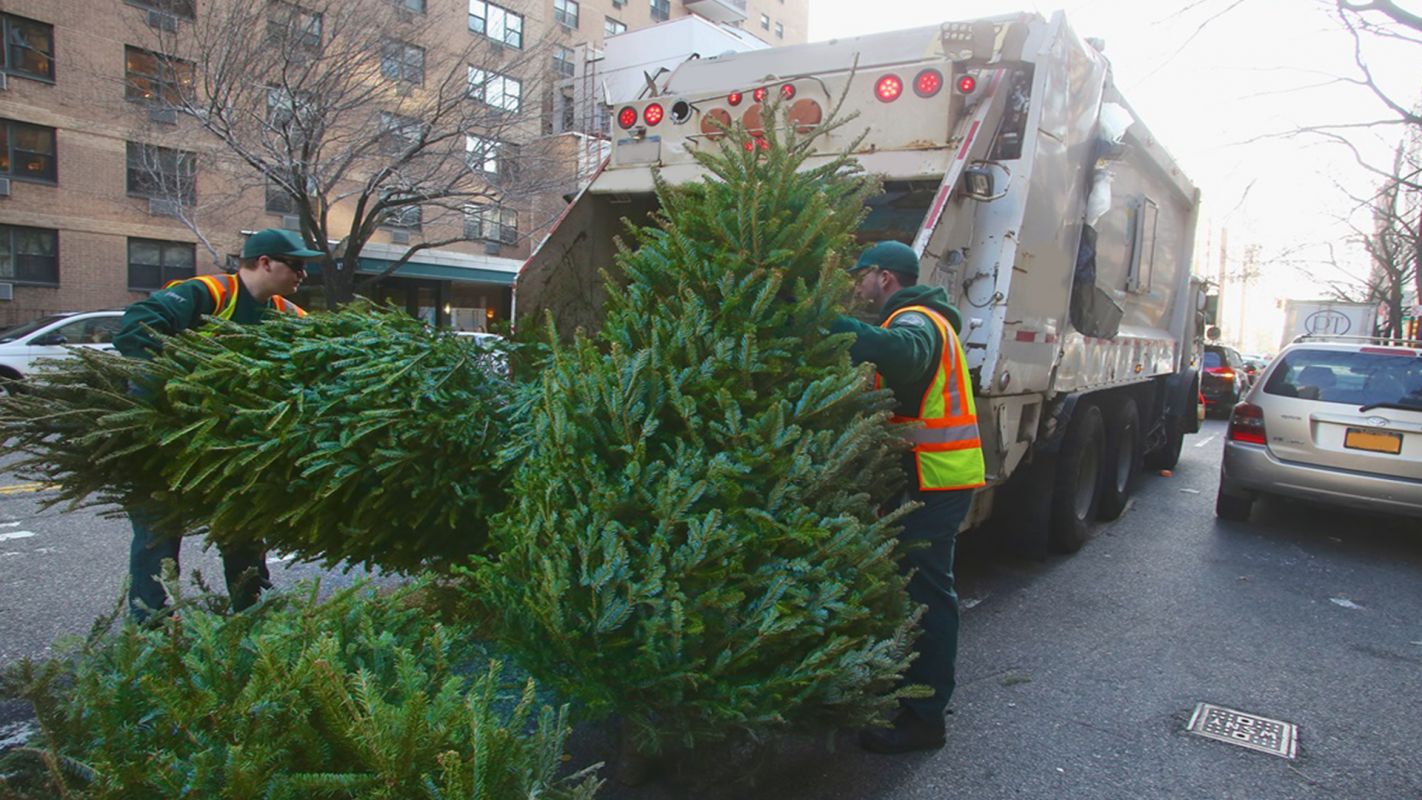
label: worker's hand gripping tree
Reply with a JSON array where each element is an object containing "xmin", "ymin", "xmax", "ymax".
[{"xmin": 470, "ymin": 111, "xmax": 921, "ymax": 759}]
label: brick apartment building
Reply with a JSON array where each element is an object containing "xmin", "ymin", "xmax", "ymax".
[{"xmin": 0, "ymin": 0, "xmax": 805, "ymax": 329}]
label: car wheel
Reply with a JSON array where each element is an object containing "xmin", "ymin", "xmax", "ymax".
[
  {"xmin": 1098, "ymin": 396, "xmax": 1141, "ymax": 520},
  {"xmin": 1215, "ymin": 487, "xmax": 1253, "ymax": 521},
  {"xmin": 1049, "ymin": 402, "xmax": 1104, "ymax": 553}
]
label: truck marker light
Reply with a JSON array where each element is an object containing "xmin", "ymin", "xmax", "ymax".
[
  {"xmin": 728, "ymin": 91, "xmax": 743, "ymax": 106},
  {"xmin": 753, "ymin": 87, "xmax": 768, "ymax": 102},
  {"xmin": 914, "ymin": 69, "xmax": 944, "ymax": 97},
  {"xmin": 875, "ymin": 74, "xmax": 903, "ymax": 102},
  {"xmin": 956, "ymin": 74, "xmax": 977, "ymax": 94},
  {"xmin": 644, "ymin": 103, "xmax": 664, "ymax": 126},
  {"xmin": 617, "ymin": 106, "xmax": 638, "ymax": 129},
  {"xmin": 780, "ymin": 83, "xmax": 796, "ymax": 99}
]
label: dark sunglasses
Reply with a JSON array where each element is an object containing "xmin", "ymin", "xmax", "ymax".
[{"xmin": 270, "ymin": 256, "xmax": 307, "ymax": 276}]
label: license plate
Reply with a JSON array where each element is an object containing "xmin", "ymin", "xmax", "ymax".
[{"xmin": 1344, "ymin": 428, "xmax": 1403, "ymax": 454}]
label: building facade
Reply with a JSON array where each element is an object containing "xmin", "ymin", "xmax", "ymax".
[{"xmin": 0, "ymin": 0, "xmax": 807, "ymax": 329}]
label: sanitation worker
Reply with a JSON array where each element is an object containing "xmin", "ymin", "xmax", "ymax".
[
  {"xmin": 830, "ymin": 240, "xmax": 986, "ymax": 754},
  {"xmin": 114, "ymin": 228, "xmax": 316, "ymax": 619}
]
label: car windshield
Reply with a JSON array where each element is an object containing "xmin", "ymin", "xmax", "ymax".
[
  {"xmin": 1203, "ymin": 350, "xmax": 1223, "ymax": 369},
  {"xmin": 0, "ymin": 315, "xmax": 69, "ymax": 344},
  {"xmin": 1263, "ymin": 348, "xmax": 1422, "ymax": 408}
]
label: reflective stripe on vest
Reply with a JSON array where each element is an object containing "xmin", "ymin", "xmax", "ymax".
[
  {"xmin": 877, "ymin": 305, "xmax": 986, "ymax": 491},
  {"xmin": 163, "ymin": 274, "xmax": 307, "ymax": 319}
]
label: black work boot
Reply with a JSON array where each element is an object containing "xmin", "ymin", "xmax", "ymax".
[{"xmin": 857, "ymin": 711, "xmax": 946, "ymax": 755}]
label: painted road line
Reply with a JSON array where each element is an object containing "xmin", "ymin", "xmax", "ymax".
[
  {"xmin": 0, "ymin": 482, "xmax": 55, "ymax": 495},
  {"xmin": 1194, "ymin": 435, "xmax": 1218, "ymax": 448},
  {"xmin": 0, "ymin": 531, "xmax": 36, "ymax": 542},
  {"xmin": 0, "ymin": 521, "xmax": 19, "ymax": 527}
]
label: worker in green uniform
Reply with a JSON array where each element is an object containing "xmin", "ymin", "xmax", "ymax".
[
  {"xmin": 115, "ymin": 228, "xmax": 318, "ymax": 619},
  {"xmin": 830, "ymin": 241, "xmax": 986, "ymax": 754}
]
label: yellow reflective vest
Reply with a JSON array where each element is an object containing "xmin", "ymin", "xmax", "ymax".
[{"xmin": 876, "ymin": 305, "xmax": 985, "ymax": 491}]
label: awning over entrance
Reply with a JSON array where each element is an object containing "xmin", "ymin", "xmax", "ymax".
[{"xmin": 354, "ymin": 242, "xmax": 522, "ymax": 286}]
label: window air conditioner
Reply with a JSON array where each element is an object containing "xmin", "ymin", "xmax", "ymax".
[
  {"xmin": 147, "ymin": 10, "xmax": 178, "ymax": 31},
  {"xmin": 390, "ymin": 229, "xmax": 411, "ymax": 245},
  {"xmin": 148, "ymin": 106, "xmax": 178, "ymax": 125},
  {"xmin": 0, "ymin": 74, "xmax": 8, "ymax": 91},
  {"xmin": 483, "ymin": 242, "xmax": 501, "ymax": 255},
  {"xmin": 0, "ymin": 178, "xmax": 10, "ymax": 197},
  {"xmin": 0, "ymin": 283, "xmax": 13, "ymax": 302},
  {"xmin": 280, "ymin": 214, "xmax": 302, "ymax": 231}
]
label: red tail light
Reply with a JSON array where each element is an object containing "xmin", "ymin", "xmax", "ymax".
[
  {"xmin": 874, "ymin": 74, "xmax": 903, "ymax": 103},
  {"xmin": 643, "ymin": 104, "xmax": 664, "ymax": 126},
  {"xmin": 753, "ymin": 87, "xmax": 768, "ymax": 102},
  {"xmin": 914, "ymin": 69, "xmax": 943, "ymax": 97},
  {"xmin": 780, "ymin": 83, "xmax": 796, "ymax": 99},
  {"xmin": 956, "ymin": 74, "xmax": 977, "ymax": 94},
  {"xmin": 617, "ymin": 106, "xmax": 637, "ymax": 129},
  {"xmin": 727, "ymin": 91, "xmax": 743, "ymax": 106},
  {"xmin": 1227, "ymin": 402, "xmax": 1266, "ymax": 445},
  {"xmin": 1206, "ymin": 367, "xmax": 1235, "ymax": 380}
]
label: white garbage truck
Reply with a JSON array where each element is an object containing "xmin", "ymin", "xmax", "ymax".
[{"xmin": 517, "ymin": 11, "xmax": 1205, "ymax": 553}]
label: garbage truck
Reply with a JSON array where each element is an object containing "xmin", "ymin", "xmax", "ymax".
[{"xmin": 516, "ymin": 11, "xmax": 1205, "ymax": 554}]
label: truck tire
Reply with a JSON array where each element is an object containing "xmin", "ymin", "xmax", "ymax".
[
  {"xmin": 1049, "ymin": 402, "xmax": 1104, "ymax": 553},
  {"xmin": 1098, "ymin": 396, "xmax": 1141, "ymax": 520},
  {"xmin": 1215, "ymin": 487, "xmax": 1253, "ymax": 521},
  {"xmin": 1144, "ymin": 416, "xmax": 1184, "ymax": 471}
]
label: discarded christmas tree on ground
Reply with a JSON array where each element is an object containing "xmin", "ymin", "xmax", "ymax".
[
  {"xmin": 0, "ymin": 580, "xmax": 602, "ymax": 799},
  {"xmin": 0, "ymin": 303, "xmax": 514, "ymax": 572},
  {"xmin": 469, "ymin": 113, "xmax": 921, "ymax": 760}
]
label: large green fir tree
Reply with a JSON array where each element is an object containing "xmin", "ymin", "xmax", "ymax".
[{"xmin": 470, "ymin": 116, "xmax": 920, "ymax": 756}]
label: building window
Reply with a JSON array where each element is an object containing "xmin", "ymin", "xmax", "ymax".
[
  {"xmin": 612, "ymin": 0, "xmax": 624, "ymax": 8},
  {"xmin": 465, "ymin": 135, "xmax": 516, "ymax": 179},
  {"xmin": 468, "ymin": 67, "xmax": 522, "ymax": 113},
  {"xmin": 382, "ymin": 203, "xmax": 422, "ymax": 230},
  {"xmin": 267, "ymin": 2, "xmax": 323, "ymax": 53},
  {"xmin": 553, "ymin": 46, "xmax": 575, "ymax": 78},
  {"xmin": 124, "ymin": 46, "xmax": 194, "ymax": 106},
  {"xmin": 393, "ymin": 0, "xmax": 425, "ymax": 11},
  {"xmin": 380, "ymin": 39, "xmax": 424, "ymax": 85},
  {"xmin": 759, "ymin": 13, "xmax": 769, "ymax": 30},
  {"xmin": 265, "ymin": 178, "xmax": 295, "ymax": 214},
  {"xmin": 2, "ymin": 14, "xmax": 54, "ymax": 81},
  {"xmin": 468, "ymin": 0, "xmax": 524, "ymax": 48},
  {"xmin": 128, "ymin": 0, "xmax": 195, "ymax": 18},
  {"xmin": 604, "ymin": 17, "xmax": 626, "ymax": 37},
  {"xmin": 0, "ymin": 119, "xmax": 57, "ymax": 184},
  {"xmin": 775, "ymin": 21, "xmax": 783, "ymax": 38},
  {"xmin": 650, "ymin": 0, "xmax": 669, "ymax": 22},
  {"xmin": 379, "ymin": 111, "xmax": 425, "ymax": 153},
  {"xmin": 554, "ymin": 0, "xmax": 579, "ymax": 29},
  {"xmin": 464, "ymin": 204, "xmax": 517, "ymax": 244},
  {"xmin": 127, "ymin": 238, "xmax": 195, "ymax": 291},
  {"xmin": 0, "ymin": 225, "xmax": 59, "ymax": 286},
  {"xmin": 125, "ymin": 141, "xmax": 196, "ymax": 204}
]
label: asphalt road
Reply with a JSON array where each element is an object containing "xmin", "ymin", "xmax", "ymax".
[{"xmin": 2, "ymin": 420, "xmax": 1420, "ymax": 798}]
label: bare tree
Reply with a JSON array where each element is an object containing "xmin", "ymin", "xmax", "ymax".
[{"xmin": 135, "ymin": 0, "xmax": 562, "ymax": 306}]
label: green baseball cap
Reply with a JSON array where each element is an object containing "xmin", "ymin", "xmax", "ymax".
[
  {"xmin": 241, "ymin": 228, "xmax": 323, "ymax": 260},
  {"xmin": 849, "ymin": 241, "xmax": 918, "ymax": 279}
]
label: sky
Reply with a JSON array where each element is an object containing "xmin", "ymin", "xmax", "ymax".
[{"xmin": 807, "ymin": 0, "xmax": 1420, "ymax": 352}]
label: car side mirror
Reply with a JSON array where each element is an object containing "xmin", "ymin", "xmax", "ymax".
[{"xmin": 32, "ymin": 333, "xmax": 67, "ymax": 346}]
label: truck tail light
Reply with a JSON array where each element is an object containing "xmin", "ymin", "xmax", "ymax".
[
  {"xmin": 753, "ymin": 87, "xmax": 768, "ymax": 102},
  {"xmin": 643, "ymin": 103, "xmax": 664, "ymax": 126},
  {"xmin": 874, "ymin": 74, "xmax": 903, "ymax": 103},
  {"xmin": 1227, "ymin": 402, "xmax": 1266, "ymax": 445},
  {"xmin": 617, "ymin": 106, "xmax": 637, "ymax": 129},
  {"xmin": 956, "ymin": 74, "xmax": 977, "ymax": 94},
  {"xmin": 914, "ymin": 69, "xmax": 943, "ymax": 97},
  {"xmin": 780, "ymin": 83, "xmax": 796, "ymax": 99},
  {"xmin": 728, "ymin": 91, "xmax": 743, "ymax": 106}
]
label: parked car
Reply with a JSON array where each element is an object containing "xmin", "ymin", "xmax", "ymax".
[
  {"xmin": 0, "ymin": 310, "xmax": 124, "ymax": 390},
  {"xmin": 1215, "ymin": 338, "xmax": 1422, "ymax": 522},
  {"xmin": 1202, "ymin": 344, "xmax": 1250, "ymax": 417}
]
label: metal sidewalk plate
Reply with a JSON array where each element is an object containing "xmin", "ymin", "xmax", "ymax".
[{"xmin": 1186, "ymin": 703, "xmax": 1298, "ymax": 759}]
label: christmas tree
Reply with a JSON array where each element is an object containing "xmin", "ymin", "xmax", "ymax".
[
  {"xmin": 470, "ymin": 112, "xmax": 920, "ymax": 758},
  {"xmin": 0, "ymin": 304, "xmax": 512, "ymax": 572}
]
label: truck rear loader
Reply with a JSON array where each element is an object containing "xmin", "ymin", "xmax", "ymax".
[{"xmin": 517, "ymin": 10, "xmax": 1205, "ymax": 553}]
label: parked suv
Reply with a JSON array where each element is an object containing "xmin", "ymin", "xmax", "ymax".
[
  {"xmin": 1201, "ymin": 344, "xmax": 1249, "ymax": 417},
  {"xmin": 1215, "ymin": 338, "xmax": 1422, "ymax": 522},
  {"xmin": 0, "ymin": 310, "xmax": 124, "ymax": 390}
]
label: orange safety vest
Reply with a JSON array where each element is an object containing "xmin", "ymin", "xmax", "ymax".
[
  {"xmin": 875, "ymin": 305, "xmax": 985, "ymax": 491},
  {"xmin": 164, "ymin": 274, "xmax": 307, "ymax": 319}
]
